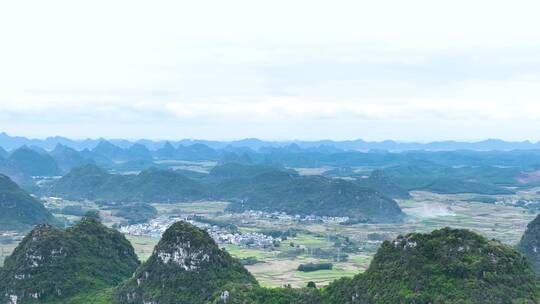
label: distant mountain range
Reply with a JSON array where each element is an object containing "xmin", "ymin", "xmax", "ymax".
[{"xmin": 1, "ymin": 132, "xmax": 540, "ymax": 152}]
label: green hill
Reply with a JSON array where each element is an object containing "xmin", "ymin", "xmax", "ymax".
[
  {"xmin": 50, "ymin": 164, "xmax": 404, "ymax": 223},
  {"xmin": 519, "ymin": 213, "xmax": 540, "ymax": 275},
  {"xmin": 0, "ymin": 174, "xmax": 57, "ymax": 230},
  {"xmin": 114, "ymin": 221, "xmax": 256, "ymax": 304},
  {"xmin": 0, "ymin": 217, "xmax": 139, "ymax": 303},
  {"xmin": 357, "ymin": 169, "xmax": 411, "ymax": 199},
  {"xmin": 222, "ymin": 170, "xmax": 404, "ymax": 223},
  {"xmin": 50, "ymin": 144, "xmax": 93, "ymax": 173},
  {"xmin": 325, "ymin": 228, "xmax": 539, "ymax": 304},
  {"xmin": 1, "ymin": 146, "xmax": 61, "ymax": 177},
  {"xmin": 48, "ymin": 165, "xmax": 205, "ymax": 202}
]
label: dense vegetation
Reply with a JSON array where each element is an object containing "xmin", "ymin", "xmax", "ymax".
[
  {"xmin": 0, "ymin": 174, "xmax": 57, "ymax": 230},
  {"xmin": 355, "ymin": 169, "xmax": 411, "ymax": 199},
  {"xmin": 297, "ymin": 262, "xmax": 333, "ymax": 272},
  {"xmin": 519, "ymin": 213, "xmax": 540, "ymax": 274},
  {"xmin": 114, "ymin": 221, "xmax": 256, "ymax": 304},
  {"xmin": 48, "ymin": 164, "xmax": 405, "ymax": 223},
  {"xmin": 0, "ymin": 217, "xmax": 139, "ymax": 303},
  {"xmin": 325, "ymin": 228, "xmax": 540, "ymax": 303},
  {"xmin": 110, "ymin": 202, "xmax": 158, "ymax": 224},
  {"xmin": 48, "ymin": 165, "xmax": 205, "ymax": 202},
  {"xmin": 2, "ymin": 217, "xmax": 539, "ymax": 303},
  {"xmin": 204, "ymin": 228, "xmax": 540, "ymax": 304},
  {"xmin": 210, "ymin": 284, "xmax": 323, "ymax": 304},
  {"xmin": 219, "ymin": 170, "xmax": 404, "ymax": 223},
  {"xmin": 0, "ymin": 147, "xmax": 61, "ymax": 186}
]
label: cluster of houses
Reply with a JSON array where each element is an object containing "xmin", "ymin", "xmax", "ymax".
[
  {"xmin": 495, "ymin": 198, "xmax": 540, "ymax": 211},
  {"xmin": 239, "ymin": 210, "xmax": 350, "ymax": 224},
  {"xmin": 207, "ymin": 225, "xmax": 276, "ymax": 248},
  {"xmin": 119, "ymin": 215, "xmax": 276, "ymax": 248}
]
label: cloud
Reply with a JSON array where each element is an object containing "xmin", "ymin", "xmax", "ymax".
[{"xmin": 1, "ymin": 0, "xmax": 540, "ymax": 140}]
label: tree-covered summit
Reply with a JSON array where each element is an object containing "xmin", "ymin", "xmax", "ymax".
[
  {"xmin": 0, "ymin": 217, "xmax": 139, "ymax": 304},
  {"xmin": 325, "ymin": 228, "xmax": 540, "ymax": 304},
  {"xmin": 115, "ymin": 221, "xmax": 256, "ymax": 304}
]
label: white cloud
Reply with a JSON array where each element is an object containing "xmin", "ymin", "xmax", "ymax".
[{"xmin": 1, "ymin": 0, "xmax": 540, "ymax": 140}]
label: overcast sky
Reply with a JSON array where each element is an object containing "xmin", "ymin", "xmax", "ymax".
[{"xmin": 1, "ymin": 0, "xmax": 540, "ymax": 141}]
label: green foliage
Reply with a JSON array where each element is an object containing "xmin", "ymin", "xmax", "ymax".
[
  {"xmin": 50, "ymin": 164, "xmax": 405, "ymax": 223},
  {"xmin": 356, "ymin": 169, "xmax": 411, "ymax": 199},
  {"xmin": 209, "ymin": 284, "xmax": 323, "ymax": 304},
  {"xmin": 0, "ymin": 217, "xmax": 139, "ymax": 304},
  {"xmin": 49, "ymin": 165, "xmax": 205, "ymax": 202},
  {"xmin": 114, "ymin": 221, "xmax": 256, "ymax": 304},
  {"xmin": 0, "ymin": 174, "xmax": 57, "ymax": 230},
  {"xmin": 297, "ymin": 263, "xmax": 333, "ymax": 272},
  {"xmin": 221, "ymin": 169, "xmax": 404, "ymax": 223},
  {"xmin": 325, "ymin": 228, "xmax": 540, "ymax": 304},
  {"xmin": 112, "ymin": 203, "xmax": 157, "ymax": 224},
  {"xmin": 45, "ymin": 288, "xmax": 114, "ymax": 304},
  {"xmin": 1, "ymin": 146, "xmax": 61, "ymax": 177},
  {"xmin": 519, "ymin": 213, "xmax": 540, "ymax": 274},
  {"xmin": 239, "ymin": 256, "xmax": 260, "ymax": 265}
]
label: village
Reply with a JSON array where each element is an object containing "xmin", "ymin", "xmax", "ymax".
[
  {"xmin": 119, "ymin": 215, "xmax": 277, "ymax": 249},
  {"xmin": 238, "ymin": 210, "xmax": 350, "ymax": 224}
]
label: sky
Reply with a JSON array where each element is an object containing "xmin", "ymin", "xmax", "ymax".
[{"xmin": 1, "ymin": 0, "xmax": 540, "ymax": 141}]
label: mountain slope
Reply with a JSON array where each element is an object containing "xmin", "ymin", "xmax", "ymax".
[
  {"xmin": 0, "ymin": 147, "xmax": 61, "ymax": 185},
  {"xmin": 0, "ymin": 146, "xmax": 7, "ymax": 159},
  {"xmin": 49, "ymin": 165, "xmax": 205, "ymax": 202},
  {"xmin": 357, "ymin": 169, "xmax": 411, "ymax": 199},
  {"xmin": 222, "ymin": 170, "xmax": 404, "ymax": 223},
  {"xmin": 92, "ymin": 140, "xmax": 126, "ymax": 160},
  {"xmin": 519, "ymin": 213, "xmax": 540, "ymax": 274},
  {"xmin": 115, "ymin": 221, "xmax": 256, "ymax": 304},
  {"xmin": 210, "ymin": 284, "xmax": 322, "ymax": 304},
  {"xmin": 50, "ymin": 144, "xmax": 93, "ymax": 173},
  {"xmin": 51, "ymin": 164, "xmax": 404, "ymax": 223},
  {"xmin": 325, "ymin": 228, "xmax": 539, "ymax": 304},
  {"xmin": 0, "ymin": 174, "xmax": 56, "ymax": 230},
  {"xmin": 0, "ymin": 218, "xmax": 139, "ymax": 303}
]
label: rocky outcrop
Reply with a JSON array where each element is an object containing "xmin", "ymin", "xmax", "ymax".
[
  {"xmin": 115, "ymin": 221, "xmax": 256, "ymax": 304},
  {"xmin": 0, "ymin": 218, "xmax": 139, "ymax": 303}
]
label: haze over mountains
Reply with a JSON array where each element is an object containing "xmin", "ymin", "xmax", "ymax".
[
  {"xmin": 3, "ymin": 131, "xmax": 540, "ymax": 228},
  {"xmin": 1, "ymin": 132, "xmax": 540, "ymax": 152},
  {"xmin": 3, "ymin": 131, "xmax": 540, "ymax": 303}
]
